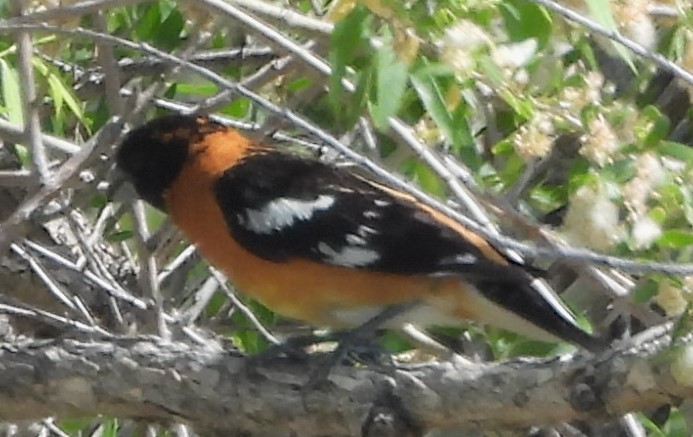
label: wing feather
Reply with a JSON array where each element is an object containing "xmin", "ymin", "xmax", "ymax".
[{"xmin": 214, "ymin": 151, "xmax": 518, "ymax": 279}]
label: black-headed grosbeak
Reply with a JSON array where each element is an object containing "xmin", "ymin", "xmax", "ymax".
[{"xmin": 116, "ymin": 114, "xmax": 605, "ymax": 352}]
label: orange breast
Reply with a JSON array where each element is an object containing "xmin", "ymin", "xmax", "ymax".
[{"xmin": 163, "ymin": 134, "xmax": 479, "ymax": 327}]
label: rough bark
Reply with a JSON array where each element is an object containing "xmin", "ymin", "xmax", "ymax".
[{"xmin": 0, "ymin": 324, "xmax": 687, "ymax": 436}]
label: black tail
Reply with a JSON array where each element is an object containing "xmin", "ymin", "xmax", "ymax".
[{"xmin": 475, "ymin": 278, "xmax": 607, "ymax": 353}]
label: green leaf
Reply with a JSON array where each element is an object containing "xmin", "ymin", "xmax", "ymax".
[
  {"xmin": 135, "ymin": 3, "xmax": 162, "ymax": 41},
  {"xmin": 107, "ymin": 230, "xmax": 134, "ymax": 242},
  {"xmin": 641, "ymin": 105, "xmax": 670, "ymax": 147},
  {"xmin": 584, "ymin": 0, "xmax": 636, "ymax": 71},
  {"xmin": 638, "ymin": 412, "xmax": 667, "ymax": 437},
  {"xmin": 371, "ymin": 42, "xmax": 408, "ymax": 130},
  {"xmin": 0, "ymin": 58, "xmax": 23, "ymax": 126},
  {"xmin": 33, "ymin": 58, "xmax": 85, "ymax": 124},
  {"xmin": 329, "ymin": 5, "xmax": 370, "ymax": 122},
  {"xmin": 632, "ymin": 279, "xmax": 659, "ymax": 303},
  {"xmin": 156, "ymin": 8, "xmax": 184, "ymax": 50},
  {"xmin": 663, "ymin": 407, "xmax": 690, "ymax": 437},
  {"xmin": 660, "ymin": 141, "xmax": 693, "ymax": 164},
  {"xmin": 402, "ymin": 158, "xmax": 445, "ymax": 197},
  {"xmin": 410, "ymin": 69, "xmax": 455, "ymax": 140},
  {"xmin": 499, "ymin": 0, "xmax": 552, "ymax": 46},
  {"xmin": 656, "ymin": 230, "xmax": 693, "ymax": 248},
  {"xmin": 499, "ymin": 88, "xmax": 534, "ymax": 120},
  {"xmin": 101, "ymin": 418, "xmax": 119, "ymax": 437}
]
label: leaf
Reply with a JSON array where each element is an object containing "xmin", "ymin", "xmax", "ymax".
[
  {"xmin": 632, "ymin": 279, "xmax": 659, "ymax": 304},
  {"xmin": 107, "ymin": 230, "xmax": 134, "ymax": 243},
  {"xmin": 411, "ymin": 69, "xmax": 454, "ymax": 140},
  {"xmin": 584, "ymin": 0, "xmax": 636, "ymax": 71},
  {"xmin": 660, "ymin": 141, "xmax": 693, "ymax": 164},
  {"xmin": 656, "ymin": 230, "xmax": 693, "ymax": 248},
  {"xmin": 155, "ymin": 7, "xmax": 184, "ymax": 50},
  {"xmin": 411, "ymin": 66, "xmax": 473, "ymax": 149},
  {"xmin": 641, "ymin": 105, "xmax": 670, "ymax": 147},
  {"xmin": 371, "ymin": 42, "xmax": 408, "ymax": 130},
  {"xmin": 0, "ymin": 58, "xmax": 23, "ymax": 126},
  {"xmin": 499, "ymin": 0, "xmax": 552, "ymax": 46},
  {"xmin": 329, "ymin": 5, "xmax": 370, "ymax": 120},
  {"xmin": 33, "ymin": 58, "xmax": 85, "ymax": 124}
]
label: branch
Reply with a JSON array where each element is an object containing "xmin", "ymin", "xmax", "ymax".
[
  {"xmin": 0, "ymin": 324, "xmax": 687, "ymax": 435},
  {"xmin": 527, "ymin": 0, "xmax": 693, "ymax": 87}
]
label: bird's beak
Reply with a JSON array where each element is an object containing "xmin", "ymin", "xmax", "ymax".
[{"xmin": 107, "ymin": 166, "xmax": 138, "ymax": 204}]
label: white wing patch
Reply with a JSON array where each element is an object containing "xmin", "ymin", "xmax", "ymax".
[
  {"xmin": 243, "ymin": 195, "xmax": 335, "ymax": 234},
  {"xmin": 356, "ymin": 225, "xmax": 378, "ymax": 237},
  {"xmin": 317, "ymin": 242, "xmax": 380, "ymax": 267},
  {"xmin": 439, "ymin": 253, "xmax": 477, "ymax": 265}
]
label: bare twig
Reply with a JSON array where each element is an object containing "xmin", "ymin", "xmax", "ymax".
[
  {"xmin": 4, "ymin": 0, "xmax": 149, "ymax": 24},
  {"xmin": 527, "ymin": 0, "xmax": 693, "ymax": 86},
  {"xmin": 208, "ymin": 267, "xmax": 280, "ymax": 345},
  {"xmin": 0, "ymin": 118, "xmax": 124, "ymax": 254},
  {"xmin": 0, "ymin": 117, "xmax": 80, "ymax": 154},
  {"xmin": 9, "ymin": 0, "xmax": 49, "ymax": 183},
  {"xmin": 22, "ymin": 238, "xmax": 149, "ymax": 310},
  {"xmin": 93, "ymin": 10, "xmax": 124, "ymax": 115},
  {"xmin": 229, "ymin": 0, "xmax": 333, "ymax": 35}
]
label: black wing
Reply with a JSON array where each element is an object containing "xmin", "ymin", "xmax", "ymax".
[
  {"xmin": 213, "ymin": 150, "xmax": 517, "ymax": 278},
  {"xmin": 213, "ymin": 150, "xmax": 606, "ymax": 351}
]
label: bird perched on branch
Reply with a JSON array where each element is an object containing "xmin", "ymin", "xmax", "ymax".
[{"xmin": 116, "ymin": 114, "xmax": 605, "ymax": 353}]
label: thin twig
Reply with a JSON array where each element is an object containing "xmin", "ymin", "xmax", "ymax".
[
  {"xmin": 527, "ymin": 0, "xmax": 693, "ymax": 86},
  {"xmin": 4, "ymin": 0, "xmax": 147, "ymax": 24},
  {"xmin": 22, "ymin": 237, "xmax": 149, "ymax": 311},
  {"xmin": 93, "ymin": 10, "xmax": 124, "ymax": 115},
  {"xmin": 0, "ymin": 117, "xmax": 80, "ymax": 154},
  {"xmin": 9, "ymin": 0, "xmax": 50, "ymax": 183},
  {"xmin": 130, "ymin": 200, "xmax": 169, "ymax": 340},
  {"xmin": 0, "ymin": 294, "xmax": 112, "ymax": 336},
  {"xmin": 0, "ymin": 118, "xmax": 124, "ymax": 254},
  {"xmin": 208, "ymin": 267, "xmax": 280, "ymax": 346},
  {"xmin": 229, "ymin": 0, "xmax": 333, "ymax": 35}
]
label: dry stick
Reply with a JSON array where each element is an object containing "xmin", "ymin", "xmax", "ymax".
[
  {"xmin": 0, "ymin": 118, "xmax": 124, "ymax": 255},
  {"xmin": 177, "ymin": 275, "xmax": 219, "ymax": 326},
  {"xmin": 9, "ymin": 0, "xmax": 50, "ymax": 183},
  {"xmin": 9, "ymin": 243, "xmax": 80, "ymax": 313},
  {"xmin": 3, "ymin": 0, "xmax": 148, "ymax": 24},
  {"xmin": 13, "ymin": 236, "xmax": 100, "ymax": 335},
  {"xmin": 208, "ymin": 267, "xmax": 280, "ymax": 346},
  {"xmin": 0, "ymin": 169, "xmax": 32, "ymax": 186},
  {"xmin": 527, "ymin": 0, "xmax": 693, "ymax": 86},
  {"xmin": 116, "ymin": 88, "xmax": 324, "ymax": 151},
  {"xmin": 0, "ymin": 117, "xmax": 80, "ymax": 154},
  {"xmin": 192, "ymin": 51, "xmax": 298, "ymax": 116},
  {"xmin": 228, "ymin": 0, "xmax": 333, "ymax": 35},
  {"xmin": 93, "ymin": 10, "xmax": 124, "ymax": 115},
  {"xmin": 198, "ymin": 2, "xmax": 501, "ymax": 234},
  {"xmin": 22, "ymin": 238, "xmax": 149, "ymax": 310},
  {"xmin": 130, "ymin": 199, "xmax": 170, "ymax": 340},
  {"xmin": 0, "ymin": 293, "xmax": 112, "ymax": 336},
  {"xmin": 0, "ymin": 23, "xmax": 691, "ymax": 276}
]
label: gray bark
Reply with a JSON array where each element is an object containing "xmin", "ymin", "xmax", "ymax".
[{"xmin": 0, "ymin": 324, "xmax": 686, "ymax": 436}]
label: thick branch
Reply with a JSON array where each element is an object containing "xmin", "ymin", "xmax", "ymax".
[{"xmin": 0, "ymin": 325, "xmax": 687, "ymax": 435}]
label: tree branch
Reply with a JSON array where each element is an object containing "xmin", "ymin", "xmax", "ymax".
[{"xmin": 0, "ymin": 324, "xmax": 687, "ymax": 435}]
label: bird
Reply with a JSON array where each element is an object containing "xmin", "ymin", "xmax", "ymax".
[{"xmin": 116, "ymin": 114, "xmax": 605, "ymax": 353}]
